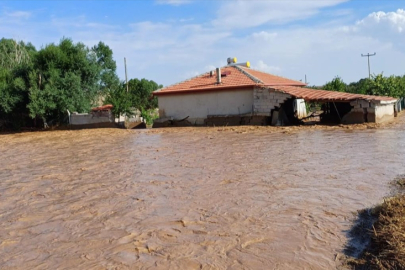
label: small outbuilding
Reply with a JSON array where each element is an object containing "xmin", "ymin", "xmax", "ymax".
[{"xmin": 153, "ymin": 59, "xmax": 397, "ymax": 126}]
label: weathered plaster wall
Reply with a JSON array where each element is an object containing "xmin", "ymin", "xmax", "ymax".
[
  {"xmin": 157, "ymin": 89, "xmax": 253, "ymax": 125},
  {"xmin": 253, "ymin": 88, "xmax": 291, "ymax": 116},
  {"xmin": 375, "ymin": 103, "xmax": 395, "ymax": 123},
  {"xmin": 341, "ymin": 100, "xmax": 395, "ymax": 124}
]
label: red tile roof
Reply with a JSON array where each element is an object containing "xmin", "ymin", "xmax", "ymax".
[
  {"xmin": 153, "ymin": 65, "xmax": 305, "ymax": 96},
  {"xmin": 271, "ymin": 85, "xmax": 397, "ymax": 102},
  {"xmin": 153, "ymin": 65, "xmax": 397, "ymax": 103},
  {"xmin": 238, "ymin": 66, "xmax": 306, "ymax": 86},
  {"xmin": 91, "ymin": 104, "xmax": 113, "ymax": 111}
]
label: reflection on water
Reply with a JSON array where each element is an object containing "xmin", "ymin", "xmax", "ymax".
[{"xmin": 1, "ymin": 117, "xmax": 405, "ymax": 269}]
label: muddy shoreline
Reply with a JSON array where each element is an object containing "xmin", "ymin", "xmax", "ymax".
[{"xmin": 1, "ymin": 115, "xmax": 405, "ymax": 269}]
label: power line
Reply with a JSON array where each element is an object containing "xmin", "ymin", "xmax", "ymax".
[{"xmin": 361, "ymin": 52, "xmax": 376, "ymax": 79}]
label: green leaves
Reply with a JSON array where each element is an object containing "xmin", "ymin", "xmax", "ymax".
[
  {"xmin": 368, "ymin": 74, "xmax": 404, "ymax": 98},
  {"xmin": 127, "ymin": 78, "xmax": 162, "ymax": 110},
  {"xmin": 104, "ymin": 84, "xmax": 134, "ymax": 119},
  {"xmin": 323, "ymin": 76, "xmax": 346, "ymax": 92},
  {"xmin": 0, "ymin": 68, "xmax": 24, "ymax": 114},
  {"xmin": 32, "ymin": 38, "xmax": 121, "ymax": 122},
  {"xmin": 0, "ymin": 37, "xmax": 164, "ymax": 129},
  {"xmin": 323, "ymin": 74, "xmax": 405, "ymax": 98},
  {"xmin": 0, "ymin": 38, "xmax": 34, "ymax": 70}
]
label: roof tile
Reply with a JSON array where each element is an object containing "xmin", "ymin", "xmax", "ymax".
[
  {"xmin": 271, "ymin": 85, "xmax": 397, "ymax": 102},
  {"xmin": 154, "ymin": 65, "xmax": 305, "ymax": 96},
  {"xmin": 153, "ymin": 65, "xmax": 397, "ymax": 103}
]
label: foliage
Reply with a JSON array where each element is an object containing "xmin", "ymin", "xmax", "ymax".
[
  {"xmin": 0, "ymin": 39, "xmax": 34, "ymax": 117},
  {"xmin": 127, "ymin": 78, "xmax": 162, "ymax": 110},
  {"xmin": 0, "ymin": 37, "xmax": 165, "ymax": 130},
  {"xmin": 0, "ymin": 38, "xmax": 35, "ymax": 70},
  {"xmin": 368, "ymin": 74, "xmax": 405, "ymax": 98},
  {"xmin": 322, "ymin": 74, "xmax": 405, "ymax": 98},
  {"xmin": 0, "ymin": 68, "xmax": 25, "ymax": 114},
  {"xmin": 141, "ymin": 108, "xmax": 159, "ymax": 125},
  {"xmin": 0, "ymin": 37, "xmax": 125, "ymax": 129},
  {"xmin": 346, "ymin": 78, "xmax": 372, "ymax": 95},
  {"xmin": 323, "ymin": 76, "xmax": 346, "ymax": 92},
  {"xmin": 104, "ymin": 84, "xmax": 134, "ymax": 120},
  {"xmin": 27, "ymin": 38, "xmax": 121, "ymax": 123}
]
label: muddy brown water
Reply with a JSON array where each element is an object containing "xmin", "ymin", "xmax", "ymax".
[{"xmin": 1, "ymin": 116, "xmax": 405, "ymax": 270}]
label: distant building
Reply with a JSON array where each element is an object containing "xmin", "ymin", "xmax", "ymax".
[
  {"xmin": 153, "ymin": 59, "xmax": 397, "ymax": 126},
  {"xmin": 69, "ymin": 104, "xmax": 115, "ymax": 129}
]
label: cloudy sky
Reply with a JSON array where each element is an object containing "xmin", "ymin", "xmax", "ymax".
[{"xmin": 1, "ymin": 0, "xmax": 405, "ymax": 86}]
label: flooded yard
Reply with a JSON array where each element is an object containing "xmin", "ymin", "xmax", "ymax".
[{"xmin": 1, "ymin": 117, "xmax": 405, "ymax": 270}]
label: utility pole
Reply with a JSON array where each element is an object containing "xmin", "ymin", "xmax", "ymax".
[
  {"xmin": 124, "ymin": 57, "xmax": 129, "ymax": 93},
  {"xmin": 361, "ymin": 52, "xmax": 376, "ymax": 79}
]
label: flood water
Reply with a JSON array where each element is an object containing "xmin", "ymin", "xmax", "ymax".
[{"xmin": 1, "ymin": 116, "xmax": 405, "ymax": 270}]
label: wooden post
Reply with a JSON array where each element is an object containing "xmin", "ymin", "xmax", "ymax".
[{"xmin": 124, "ymin": 57, "xmax": 129, "ymax": 93}]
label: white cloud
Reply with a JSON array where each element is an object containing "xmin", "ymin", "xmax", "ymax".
[
  {"xmin": 5, "ymin": 11, "xmax": 31, "ymax": 19},
  {"xmin": 252, "ymin": 31, "xmax": 278, "ymax": 41},
  {"xmin": 356, "ymin": 9, "xmax": 405, "ymax": 33},
  {"xmin": 1, "ymin": 3, "xmax": 405, "ymax": 87},
  {"xmin": 213, "ymin": 0, "xmax": 349, "ymax": 29},
  {"xmin": 255, "ymin": 60, "xmax": 281, "ymax": 74}
]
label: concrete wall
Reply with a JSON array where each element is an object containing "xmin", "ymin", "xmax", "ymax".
[
  {"xmin": 157, "ymin": 89, "xmax": 253, "ymax": 125},
  {"xmin": 253, "ymin": 87, "xmax": 291, "ymax": 116},
  {"xmin": 70, "ymin": 111, "xmax": 114, "ymax": 125},
  {"xmin": 375, "ymin": 103, "xmax": 395, "ymax": 123},
  {"xmin": 341, "ymin": 99, "xmax": 395, "ymax": 124}
]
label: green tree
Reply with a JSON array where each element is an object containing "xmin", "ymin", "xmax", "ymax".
[
  {"xmin": 104, "ymin": 84, "xmax": 133, "ymax": 121},
  {"xmin": 0, "ymin": 38, "xmax": 35, "ymax": 70},
  {"xmin": 323, "ymin": 76, "xmax": 347, "ymax": 92},
  {"xmin": 0, "ymin": 68, "xmax": 25, "ymax": 114},
  {"xmin": 92, "ymin": 41, "xmax": 120, "ymax": 93},
  {"xmin": 368, "ymin": 73, "xmax": 403, "ymax": 98},
  {"xmin": 0, "ymin": 39, "xmax": 34, "ymax": 121},
  {"xmin": 27, "ymin": 38, "xmax": 120, "ymax": 124},
  {"xmin": 346, "ymin": 78, "xmax": 372, "ymax": 95},
  {"xmin": 127, "ymin": 78, "xmax": 162, "ymax": 110}
]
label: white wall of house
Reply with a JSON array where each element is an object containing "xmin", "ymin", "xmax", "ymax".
[
  {"xmin": 375, "ymin": 103, "xmax": 395, "ymax": 123},
  {"xmin": 157, "ymin": 89, "xmax": 253, "ymax": 125}
]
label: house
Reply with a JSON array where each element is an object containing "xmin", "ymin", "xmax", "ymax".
[
  {"xmin": 153, "ymin": 58, "xmax": 398, "ymax": 126},
  {"xmin": 69, "ymin": 104, "xmax": 116, "ymax": 129}
]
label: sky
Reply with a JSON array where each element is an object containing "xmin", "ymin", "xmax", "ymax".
[{"xmin": 1, "ymin": 0, "xmax": 405, "ymax": 87}]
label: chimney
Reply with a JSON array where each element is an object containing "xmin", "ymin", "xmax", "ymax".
[{"xmin": 216, "ymin": 67, "xmax": 221, "ymax": 84}]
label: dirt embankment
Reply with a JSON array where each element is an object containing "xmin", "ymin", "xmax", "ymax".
[{"xmin": 346, "ymin": 177, "xmax": 405, "ymax": 270}]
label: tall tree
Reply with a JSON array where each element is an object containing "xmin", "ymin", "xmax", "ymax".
[
  {"xmin": 323, "ymin": 76, "xmax": 347, "ymax": 92},
  {"xmin": 0, "ymin": 38, "xmax": 35, "ymax": 70},
  {"xmin": 0, "ymin": 39, "xmax": 34, "ymax": 119},
  {"xmin": 104, "ymin": 83, "xmax": 133, "ymax": 121},
  {"xmin": 127, "ymin": 78, "xmax": 162, "ymax": 110},
  {"xmin": 27, "ymin": 38, "xmax": 120, "ymax": 124}
]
